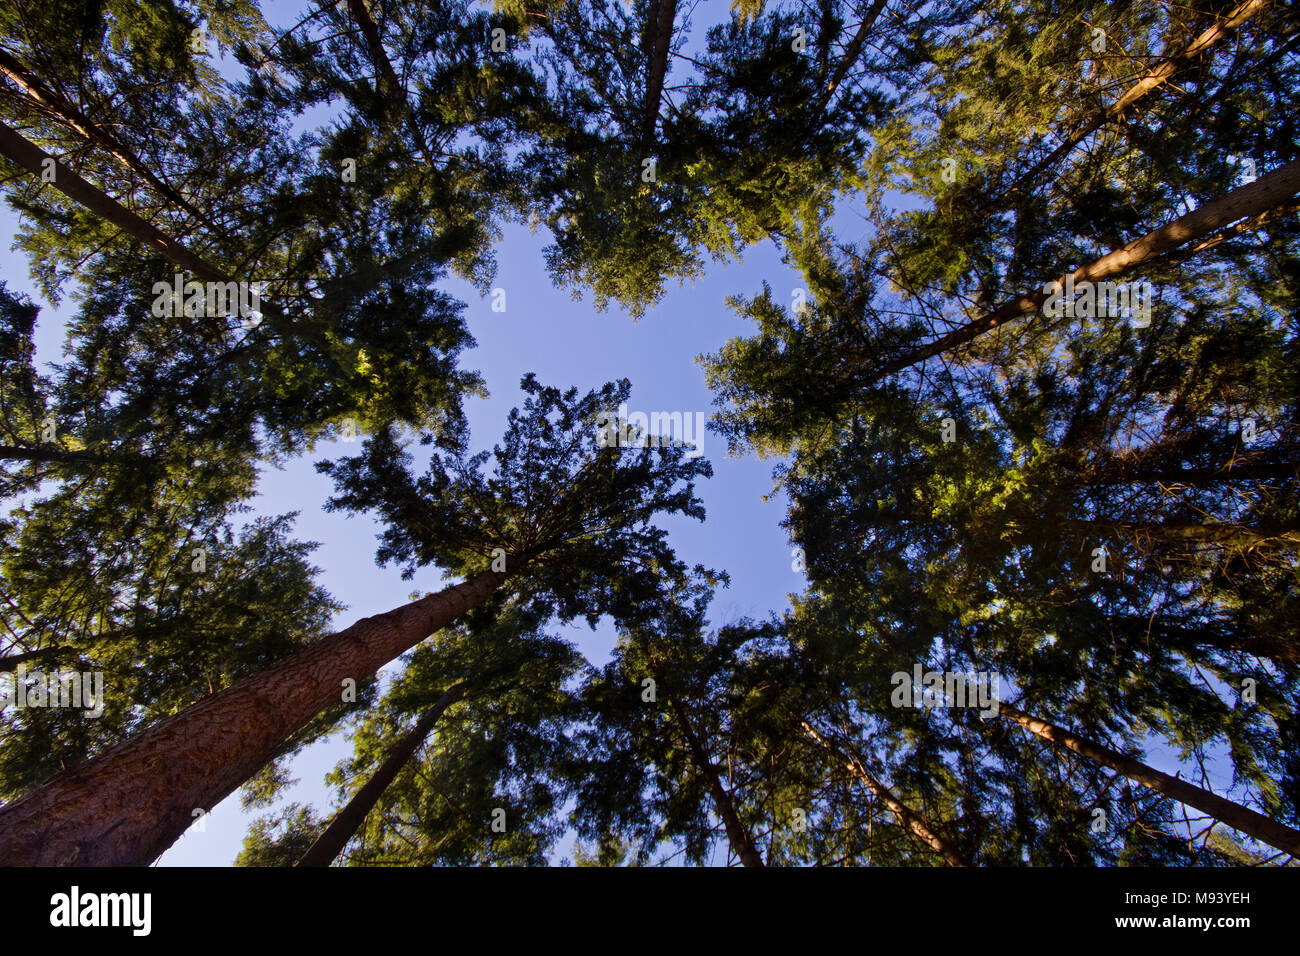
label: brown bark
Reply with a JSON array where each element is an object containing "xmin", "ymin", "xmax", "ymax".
[
  {"xmin": 995, "ymin": 701, "xmax": 1300, "ymax": 857},
  {"xmin": 1008, "ymin": 0, "xmax": 1269, "ymax": 197},
  {"xmin": 296, "ymin": 682, "xmax": 466, "ymax": 867},
  {"xmin": 643, "ymin": 0, "xmax": 678, "ymax": 142},
  {"xmin": 821, "ymin": 0, "xmax": 890, "ymax": 103},
  {"xmin": 856, "ymin": 156, "xmax": 1300, "ymax": 385},
  {"xmin": 0, "ymin": 569, "xmax": 504, "ymax": 865},
  {"xmin": 0, "ymin": 119, "xmax": 327, "ymax": 350},
  {"xmin": 0, "ymin": 49, "xmax": 210, "ymax": 225},
  {"xmin": 667, "ymin": 696, "xmax": 764, "ymax": 867},
  {"xmin": 803, "ymin": 722, "xmax": 969, "ymax": 866}
]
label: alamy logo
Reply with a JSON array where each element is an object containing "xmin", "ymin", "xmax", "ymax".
[
  {"xmin": 50, "ymin": 886, "xmax": 151, "ymax": 936},
  {"xmin": 891, "ymin": 664, "xmax": 1000, "ymax": 717},
  {"xmin": 0, "ymin": 665, "xmax": 104, "ymax": 718},
  {"xmin": 151, "ymin": 273, "xmax": 263, "ymax": 326},
  {"xmin": 1042, "ymin": 276, "xmax": 1154, "ymax": 328},
  {"xmin": 595, "ymin": 403, "xmax": 705, "ymax": 460}
]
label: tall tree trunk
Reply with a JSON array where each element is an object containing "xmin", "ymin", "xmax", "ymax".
[
  {"xmin": 347, "ymin": 0, "xmax": 403, "ymax": 103},
  {"xmin": 803, "ymin": 722, "xmax": 969, "ymax": 866},
  {"xmin": 1064, "ymin": 518, "xmax": 1300, "ymax": 550},
  {"xmin": 345, "ymin": 0, "xmax": 432, "ymax": 159},
  {"xmin": 0, "ymin": 49, "xmax": 211, "ymax": 226},
  {"xmin": 820, "ymin": 0, "xmax": 890, "ymax": 105},
  {"xmin": 0, "ymin": 570, "xmax": 505, "ymax": 865},
  {"xmin": 1007, "ymin": 0, "xmax": 1269, "ymax": 198},
  {"xmin": 995, "ymin": 701, "xmax": 1300, "ymax": 857},
  {"xmin": 297, "ymin": 682, "xmax": 466, "ymax": 867},
  {"xmin": 853, "ymin": 156, "xmax": 1300, "ymax": 386},
  {"xmin": 0, "ymin": 120, "xmax": 326, "ymax": 350},
  {"xmin": 643, "ymin": 0, "xmax": 678, "ymax": 142},
  {"xmin": 0, "ymin": 119, "xmax": 227, "ymax": 282},
  {"xmin": 667, "ymin": 697, "xmax": 764, "ymax": 867}
]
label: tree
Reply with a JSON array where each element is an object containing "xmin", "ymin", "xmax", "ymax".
[
  {"xmin": 285, "ymin": 608, "xmax": 583, "ymax": 866},
  {"xmin": 0, "ymin": 375, "xmax": 712, "ymax": 864},
  {"xmin": 995, "ymin": 700, "xmax": 1300, "ymax": 857}
]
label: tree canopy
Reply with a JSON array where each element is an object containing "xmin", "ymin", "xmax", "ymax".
[{"xmin": 0, "ymin": 0, "xmax": 1296, "ymax": 869}]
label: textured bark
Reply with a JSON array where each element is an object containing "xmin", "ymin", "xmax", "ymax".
[
  {"xmin": 297, "ymin": 682, "xmax": 466, "ymax": 867},
  {"xmin": 1008, "ymin": 0, "xmax": 1268, "ymax": 196},
  {"xmin": 996, "ymin": 701, "xmax": 1300, "ymax": 857},
  {"xmin": 853, "ymin": 156, "xmax": 1300, "ymax": 385},
  {"xmin": 643, "ymin": 0, "xmax": 678, "ymax": 141},
  {"xmin": 0, "ymin": 49, "xmax": 209, "ymax": 224},
  {"xmin": 803, "ymin": 722, "xmax": 969, "ymax": 866},
  {"xmin": 0, "ymin": 570, "xmax": 504, "ymax": 865},
  {"xmin": 667, "ymin": 697, "xmax": 764, "ymax": 867}
]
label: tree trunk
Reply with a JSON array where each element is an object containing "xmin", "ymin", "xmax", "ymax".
[
  {"xmin": 0, "ymin": 120, "xmax": 327, "ymax": 350},
  {"xmin": 0, "ymin": 49, "xmax": 211, "ymax": 226},
  {"xmin": 345, "ymin": 0, "xmax": 432, "ymax": 159},
  {"xmin": 803, "ymin": 722, "xmax": 969, "ymax": 866},
  {"xmin": 0, "ymin": 569, "xmax": 504, "ymax": 865},
  {"xmin": 667, "ymin": 697, "xmax": 764, "ymax": 867},
  {"xmin": 820, "ymin": 0, "xmax": 890, "ymax": 104},
  {"xmin": 297, "ymin": 682, "xmax": 466, "ymax": 867},
  {"xmin": 853, "ymin": 156, "xmax": 1300, "ymax": 385},
  {"xmin": 1064, "ymin": 518, "xmax": 1300, "ymax": 550},
  {"xmin": 995, "ymin": 701, "xmax": 1300, "ymax": 857},
  {"xmin": 1007, "ymin": 0, "xmax": 1268, "ymax": 197},
  {"xmin": 643, "ymin": 0, "xmax": 678, "ymax": 142}
]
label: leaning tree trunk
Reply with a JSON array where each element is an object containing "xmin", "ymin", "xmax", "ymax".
[
  {"xmin": 852, "ymin": 156, "xmax": 1300, "ymax": 386},
  {"xmin": 0, "ymin": 120, "xmax": 326, "ymax": 350},
  {"xmin": 1005, "ymin": 0, "xmax": 1269, "ymax": 198},
  {"xmin": 297, "ymin": 682, "xmax": 467, "ymax": 867},
  {"xmin": 802, "ymin": 722, "xmax": 969, "ymax": 866},
  {"xmin": 819, "ymin": 0, "xmax": 890, "ymax": 106},
  {"xmin": 642, "ymin": 0, "xmax": 678, "ymax": 143},
  {"xmin": 995, "ymin": 701, "xmax": 1300, "ymax": 858},
  {"xmin": 0, "ymin": 570, "xmax": 505, "ymax": 865},
  {"xmin": 0, "ymin": 48, "xmax": 213, "ymax": 228},
  {"xmin": 667, "ymin": 697, "xmax": 765, "ymax": 867}
]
